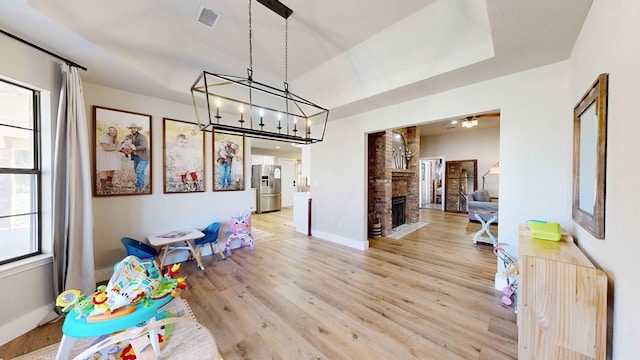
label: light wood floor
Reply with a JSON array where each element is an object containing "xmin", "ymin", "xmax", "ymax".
[{"xmin": 0, "ymin": 208, "xmax": 516, "ymax": 359}]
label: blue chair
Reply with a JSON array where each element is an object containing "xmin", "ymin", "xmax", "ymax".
[
  {"xmin": 121, "ymin": 237, "xmax": 159, "ymax": 267},
  {"xmin": 195, "ymin": 222, "xmax": 225, "ymax": 267}
]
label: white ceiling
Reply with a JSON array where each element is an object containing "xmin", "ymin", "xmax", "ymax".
[{"xmin": 0, "ymin": 0, "xmax": 592, "ymax": 148}]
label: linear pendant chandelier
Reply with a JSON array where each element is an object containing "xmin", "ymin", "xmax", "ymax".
[{"xmin": 190, "ymin": 0, "xmax": 329, "ymax": 144}]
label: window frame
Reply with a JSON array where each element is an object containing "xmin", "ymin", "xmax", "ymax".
[{"xmin": 0, "ymin": 78, "xmax": 42, "ymax": 265}]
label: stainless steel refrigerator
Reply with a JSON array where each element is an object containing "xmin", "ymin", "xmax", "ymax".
[{"xmin": 252, "ymin": 165, "xmax": 282, "ymax": 213}]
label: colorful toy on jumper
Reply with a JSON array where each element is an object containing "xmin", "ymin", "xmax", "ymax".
[
  {"xmin": 56, "ymin": 255, "xmax": 187, "ymax": 322},
  {"xmin": 224, "ymin": 212, "xmax": 255, "ymax": 257}
]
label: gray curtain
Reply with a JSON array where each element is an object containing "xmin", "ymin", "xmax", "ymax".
[{"xmin": 52, "ymin": 64, "xmax": 95, "ymax": 296}]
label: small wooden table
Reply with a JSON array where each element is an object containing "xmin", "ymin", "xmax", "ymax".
[
  {"xmin": 473, "ymin": 210, "xmax": 498, "ymax": 246},
  {"xmin": 148, "ymin": 228, "xmax": 205, "ymax": 270}
]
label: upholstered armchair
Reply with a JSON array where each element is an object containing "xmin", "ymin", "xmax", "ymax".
[{"xmin": 467, "ymin": 189, "xmax": 498, "ymax": 222}]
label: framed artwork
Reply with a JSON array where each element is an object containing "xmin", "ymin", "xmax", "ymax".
[
  {"xmin": 163, "ymin": 118, "xmax": 205, "ymax": 193},
  {"xmin": 213, "ymin": 132, "xmax": 245, "ymax": 191},
  {"xmin": 572, "ymin": 73, "xmax": 608, "ymax": 239},
  {"xmin": 93, "ymin": 106, "xmax": 152, "ymax": 196}
]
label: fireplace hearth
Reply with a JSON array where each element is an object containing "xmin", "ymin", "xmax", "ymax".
[{"xmin": 392, "ymin": 196, "xmax": 406, "ymax": 228}]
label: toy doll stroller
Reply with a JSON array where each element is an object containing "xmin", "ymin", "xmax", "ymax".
[{"xmin": 494, "ymin": 243, "xmax": 518, "ymax": 309}]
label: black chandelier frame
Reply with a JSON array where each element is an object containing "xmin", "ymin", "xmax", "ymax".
[{"xmin": 190, "ymin": 0, "xmax": 329, "ymax": 145}]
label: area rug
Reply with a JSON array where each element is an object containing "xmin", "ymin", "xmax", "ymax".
[
  {"xmin": 10, "ymin": 298, "xmax": 216, "ymax": 360},
  {"xmin": 251, "ymin": 227, "xmax": 273, "ymax": 240},
  {"xmin": 387, "ymin": 222, "xmax": 427, "ymax": 240}
]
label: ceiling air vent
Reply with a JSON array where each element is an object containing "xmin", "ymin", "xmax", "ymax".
[{"xmin": 196, "ymin": 5, "xmax": 221, "ymax": 28}]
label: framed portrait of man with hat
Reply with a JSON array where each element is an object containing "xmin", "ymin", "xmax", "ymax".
[
  {"xmin": 93, "ymin": 106, "xmax": 153, "ymax": 196},
  {"xmin": 213, "ymin": 131, "xmax": 244, "ymax": 192}
]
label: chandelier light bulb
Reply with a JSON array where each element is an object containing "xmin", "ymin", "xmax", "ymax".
[{"xmin": 215, "ymin": 98, "xmax": 222, "ymax": 118}]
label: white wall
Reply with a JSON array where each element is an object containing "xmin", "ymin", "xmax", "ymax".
[
  {"xmin": 567, "ymin": 0, "xmax": 640, "ymax": 357},
  {"xmin": 310, "ymin": 61, "xmax": 570, "ymax": 259},
  {"xmin": 421, "ymin": 126, "xmax": 500, "ymax": 197},
  {"xmin": 301, "ymin": 145, "xmax": 311, "ymax": 186},
  {"xmin": 251, "ymin": 148, "xmax": 301, "ymax": 160},
  {"xmin": 83, "ymin": 83, "xmax": 253, "ymax": 278}
]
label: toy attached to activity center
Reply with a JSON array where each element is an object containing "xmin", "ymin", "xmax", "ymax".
[
  {"xmin": 56, "ymin": 255, "xmax": 187, "ymax": 322},
  {"xmin": 224, "ymin": 212, "xmax": 255, "ymax": 257}
]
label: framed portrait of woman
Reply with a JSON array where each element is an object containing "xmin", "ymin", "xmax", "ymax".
[
  {"xmin": 213, "ymin": 132, "xmax": 245, "ymax": 191},
  {"xmin": 163, "ymin": 118, "xmax": 205, "ymax": 193},
  {"xmin": 93, "ymin": 106, "xmax": 152, "ymax": 196}
]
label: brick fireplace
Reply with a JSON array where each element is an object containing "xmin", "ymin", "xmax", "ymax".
[{"xmin": 368, "ymin": 127, "xmax": 419, "ymax": 237}]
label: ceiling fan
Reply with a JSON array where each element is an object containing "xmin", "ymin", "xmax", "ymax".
[{"xmin": 459, "ymin": 111, "xmax": 500, "ymax": 128}]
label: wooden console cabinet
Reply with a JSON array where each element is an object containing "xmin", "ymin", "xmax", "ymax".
[{"xmin": 518, "ymin": 225, "xmax": 607, "ymax": 359}]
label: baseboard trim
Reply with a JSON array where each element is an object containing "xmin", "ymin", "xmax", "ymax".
[
  {"xmin": 310, "ymin": 229, "xmax": 369, "ymax": 250},
  {"xmin": 0, "ymin": 303, "xmax": 54, "ymax": 346}
]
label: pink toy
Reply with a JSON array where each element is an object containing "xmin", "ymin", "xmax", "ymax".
[
  {"xmin": 502, "ymin": 284, "xmax": 515, "ymax": 305},
  {"xmin": 224, "ymin": 212, "xmax": 255, "ymax": 257}
]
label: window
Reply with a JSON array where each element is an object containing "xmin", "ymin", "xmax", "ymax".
[{"xmin": 0, "ymin": 78, "xmax": 41, "ymax": 264}]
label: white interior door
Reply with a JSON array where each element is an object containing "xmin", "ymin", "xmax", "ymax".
[
  {"xmin": 419, "ymin": 157, "xmax": 445, "ymax": 210},
  {"xmin": 420, "ymin": 160, "xmax": 431, "ymax": 207},
  {"xmin": 277, "ymin": 158, "xmax": 297, "ymax": 207}
]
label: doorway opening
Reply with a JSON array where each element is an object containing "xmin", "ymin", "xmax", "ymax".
[
  {"xmin": 444, "ymin": 159, "xmax": 478, "ymax": 213},
  {"xmin": 420, "ymin": 157, "xmax": 444, "ymax": 210}
]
